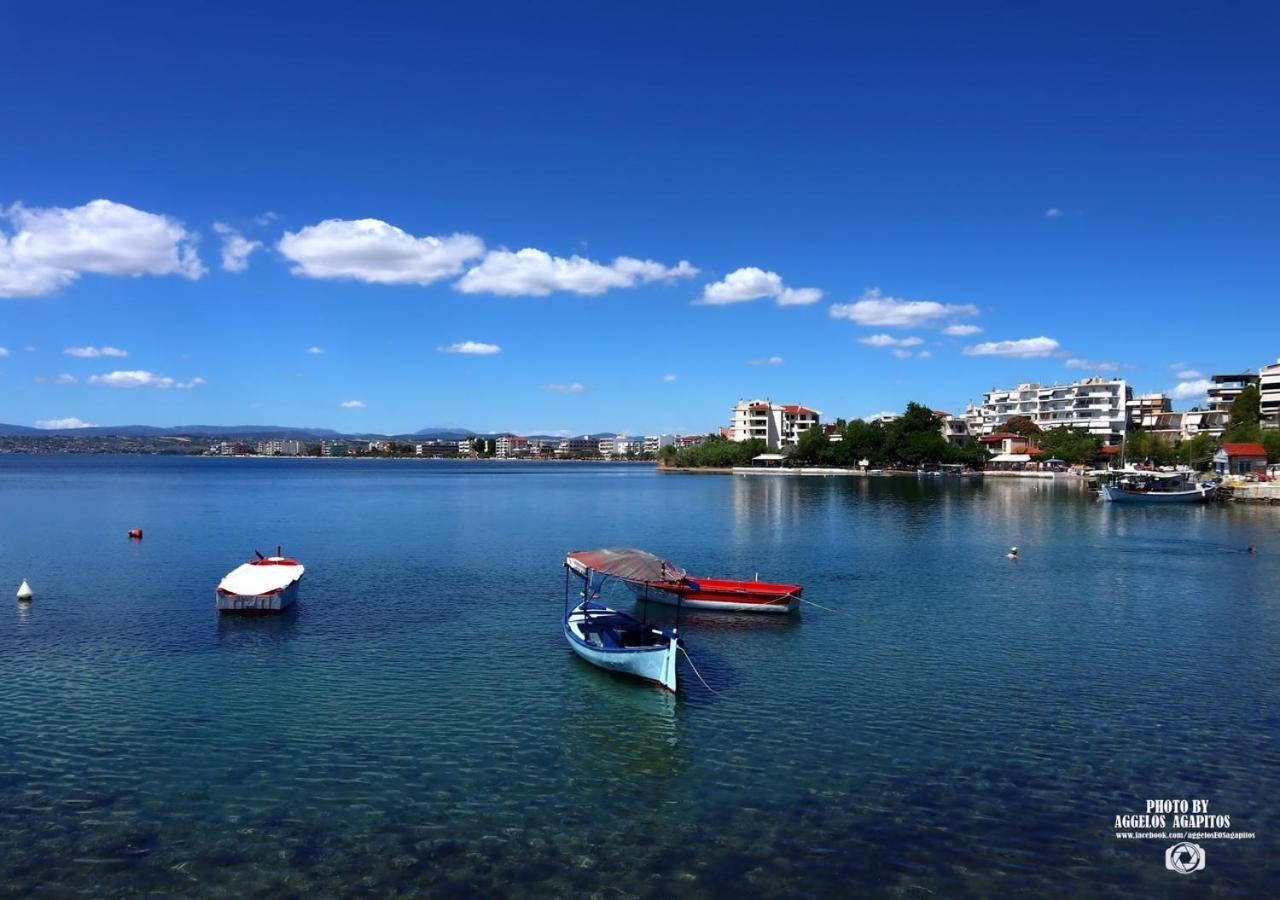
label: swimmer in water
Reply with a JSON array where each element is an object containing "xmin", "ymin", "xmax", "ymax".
[{"xmin": 1007, "ymin": 546, "xmax": 1018, "ymax": 560}]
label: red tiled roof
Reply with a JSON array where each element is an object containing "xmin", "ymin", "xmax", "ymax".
[
  {"xmin": 932, "ymin": 410, "xmax": 952, "ymax": 417},
  {"xmin": 979, "ymin": 433, "xmax": 1020, "ymax": 443},
  {"xmin": 1100, "ymin": 445, "xmax": 1121, "ymax": 455},
  {"xmin": 1221, "ymin": 442, "xmax": 1267, "ymax": 457},
  {"xmin": 782, "ymin": 404, "xmax": 818, "ymax": 415}
]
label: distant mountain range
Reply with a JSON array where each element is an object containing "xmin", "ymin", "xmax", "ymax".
[{"xmin": 0, "ymin": 424, "xmax": 627, "ymax": 441}]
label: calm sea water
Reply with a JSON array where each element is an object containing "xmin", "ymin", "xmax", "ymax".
[{"xmin": 1, "ymin": 456, "xmax": 1278, "ymax": 896}]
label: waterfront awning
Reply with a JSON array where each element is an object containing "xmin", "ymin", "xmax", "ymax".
[
  {"xmin": 753, "ymin": 454, "xmax": 786, "ymax": 461},
  {"xmin": 566, "ymin": 548, "xmax": 686, "ymax": 583},
  {"xmin": 991, "ymin": 453, "xmax": 1031, "ymax": 463}
]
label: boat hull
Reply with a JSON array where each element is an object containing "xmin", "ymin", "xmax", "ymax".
[
  {"xmin": 627, "ymin": 580, "xmax": 799, "ymax": 613},
  {"xmin": 564, "ymin": 602, "xmax": 677, "ymax": 692},
  {"xmin": 1102, "ymin": 484, "xmax": 1216, "ymax": 504},
  {"xmin": 216, "ymin": 577, "xmax": 301, "ymax": 613}
]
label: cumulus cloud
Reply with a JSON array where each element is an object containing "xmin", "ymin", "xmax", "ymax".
[
  {"xmin": 0, "ymin": 346, "xmax": 8, "ymax": 357},
  {"xmin": 306, "ymin": 346, "xmax": 325, "ymax": 354},
  {"xmin": 542, "ymin": 383, "xmax": 586, "ymax": 393},
  {"xmin": 663, "ymin": 374, "xmax": 677, "ymax": 382},
  {"xmin": 339, "ymin": 399, "xmax": 367, "ymax": 408},
  {"xmin": 748, "ymin": 356, "xmax": 785, "ymax": 366},
  {"xmin": 176, "ymin": 377, "xmax": 205, "ymax": 389},
  {"xmin": 1169, "ymin": 379, "xmax": 1213, "ymax": 400},
  {"xmin": 858, "ymin": 334, "xmax": 924, "ymax": 348},
  {"xmin": 918, "ymin": 350, "xmax": 932, "ymax": 358},
  {"xmin": 213, "ymin": 222, "xmax": 262, "ymax": 272},
  {"xmin": 55, "ymin": 373, "xmax": 77, "ymax": 384},
  {"xmin": 35, "ymin": 417, "xmax": 96, "ymax": 429},
  {"xmin": 0, "ymin": 199, "xmax": 205, "ymax": 297},
  {"xmin": 279, "ymin": 218, "xmax": 484, "ymax": 286},
  {"xmin": 437, "ymin": 341, "xmax": 501, "ymax": 355},
  {"xmin": 86, "ymin": 369, "xmax": 201, "ymax": 389},
  {"xmin": 891, "ymin": 349, "xmax": 913, "ymax": 359},
  {"xmin": 64, "ymin": 346, "xmax": 127, "ymax": 358},
  {"xmin": 829, "ymin": 289, "xmax": 979, "ymax": 328},
  {"xmin": 963, "ymin": 336, "xmax": 1060, "ymax": 358},
  {"xmin": 943, "ymin": 324, "xmax": 983, "ymax": 336},
  {"xmin": 456, "ymin": 248, "xmax": 696, "ymax": 296},
  {"xmin": 1176, "ymin": 369, "xmax": 1203, "ymax": 380},
  {"xmin": 698, "ymin": 267, "xmax": 822, "ymax": 306},
  {"xmin": 1045, "ymin": 208, "xmax": 1063, "ymax": 219},
  {"xmin": 1064, "ymin": 358, "xmax": 1122, "ymax": 372}
]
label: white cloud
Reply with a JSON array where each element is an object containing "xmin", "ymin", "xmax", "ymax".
[
  {"xmin": 0, "ymin": 346, "xmax": 8, "ymax": 357},
  {"xmin": 1169, "ymin": 379, "xmax": 1213, "ymax": 401},
  {"xmin": 0, "ymin": 199, "xmax": 205, "ymax": 297},
  {"xmin": 457, "ymin": 248, "xmax": 696, "ymax": 296},
  {"xmin": 1176, "ymin": 369, "xmax": 1203, "ymax": 380},
  {"xmin": 35, "ymin": 417, "xmax": 96, "ymax": 429},
  {"xmin": 748, "ymin": 356, "xmax": 785, "ymax": 366},
  {"xmin": 255, "ymin": 211, "xmax": 278, "ymax": 226},
  {"xmin": 891, "ymin": 349, "xmax": 913, "ymax": 359},
  {"xmin": 663, "ymin": 373, "xmax": 677, "ymax": 382},
  {"xmin": 55, "ymin": 373, "xmax": 77, "ymax": 384},
  {"xmin": 963, "ymin": 336, "xmax": 1060, "ymax": 358},
  {"xmin": 943, "ymin": 324, "xmax": 983, "ymax": 336},
  {"xmin": 1045, "ymin": 208, "xmax": 1063, "ymax": 219},
  {"xmin": 279, "ymin": 218, "xmax": 484, "ymax": 286},
  {"xmin": 918, "ymin": 350, "xmax": 932, "ymax": 358},
  {"xmin": 339, "ymin": 399, "xmax": 367, "ymax": 408},
  {"xmin": 87, "ymin": 370, "xmax": 179, "ymax": 388},
  {"xmin": 543, "ymin": 383, "xmax": 586, "ymax": 393},
  {"xmin": 176, "ymin": 377, "xmax": 205, "ymax": 389},
  {"xmin": 858, "ymin": 334, "xmax": 923, "ymax": 348},
  {"xmin": 829, "ymin": 289, "xmax": 979, "ymax": 328},
  {"xmin": 437, "ymin": 341, "xmax": 501, "ymax": 355},
  {"xmin": 1065, "ymin": 358, "xmax": 1121, "ymax": 372},
  {"xmin": 64, "ymin": 346, "xmax": 127, "ymax": 358},
  {"xmin": 213, "ymin": 222, "xmax": 262, "ymax": 273},
  {"xmin": 699, "ymin": 266, "xmax": 822, "ymax": 306},
  {"xmin": 306, "ymin": 346, "xmax": 325, "ymax": 355}
]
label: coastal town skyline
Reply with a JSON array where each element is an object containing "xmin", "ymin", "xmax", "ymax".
[{"xmin": 3, "ymin": 3, "xmax": 1277, "ymax": 435}]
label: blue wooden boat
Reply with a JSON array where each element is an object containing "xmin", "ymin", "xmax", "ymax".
[
  {"xmin": 1101, "ymin": 470, "xmax": 1216, "ymax": 504},
  {"xmin": 562, "ymin": 548, "xmax": 681, "ymax": 692}
]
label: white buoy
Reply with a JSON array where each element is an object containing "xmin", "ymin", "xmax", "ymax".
[{"xmin": 16, "ymin": 580, "xmax": 33, "ymax": 602}]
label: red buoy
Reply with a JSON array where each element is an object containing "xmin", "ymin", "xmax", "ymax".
[{"xmin": 128, "ymin": 529, "xmax": 143, "ymax": 539}]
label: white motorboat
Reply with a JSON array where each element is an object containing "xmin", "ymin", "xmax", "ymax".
[
  {"xmin": 216, "ymin": 547, "xmax": 305, "ymax": 613},
  {"xmin": 1101, "ymin": 470, "xmax": 1216, "ymax": 504}
]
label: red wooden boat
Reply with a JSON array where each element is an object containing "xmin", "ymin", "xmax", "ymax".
[{"xmin": 566, "ymin": 548, "xmax": 802, "ymax": 614}]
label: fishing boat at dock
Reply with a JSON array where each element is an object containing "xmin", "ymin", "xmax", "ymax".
[
  {"xmin": 216, "ymin": 547, "xmax": 305, "ymax": 613},
  {"xmin": 1100, "ymin": 469, "xmax": 1216, "ymax": 504},
  {"xmin": 563, "ymin": 549, "xmax": 681, "ymax": 692},
  {"xmin": 566, "ymin": 548, "xmax": 802, "ymax": 614}
]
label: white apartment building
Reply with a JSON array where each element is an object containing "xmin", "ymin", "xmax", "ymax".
[
  {"xmin": 730, "ymin": 400, "xmax": 821, "ymax": 449},
  {"xmin": 934, "ymin": 412, "xmax": 971, "ymax": 446},
  {"xmin": 1207, "ymin": 372, "xmax": 1259, "ymax": 413},
  {"xmin": 1260, "ymin": 358, "xmax": 1280, "ymax": 428},
  {"xmin": 970, "ymin": 378, "xmax": 1131, "ymax": 443},
  {"xmin": 1126, "ymin": 393, "xmax": 1171, "ymax": 429},
  {"xmin": 256, "ymin": 439, "xmax": 303, "ymax": 456},
  {"xmin": 556, "ymin": 436, "xmax": 600, "ymax": 457},
  {"xmin": 495, "ymin": 434, "xmax": 529, "ymax": 458},
  {"xmin": 643, "ymin": 434, "xmax": 675, "ymax": 453}
]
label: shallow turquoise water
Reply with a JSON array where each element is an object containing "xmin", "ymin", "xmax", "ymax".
[{"xmin": 1, "ymin": 456, "xmax": 1278, "ymax": 895}]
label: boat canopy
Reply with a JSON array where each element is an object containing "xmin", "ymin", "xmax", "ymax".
[{"xmin": 566, "ymin": 548, "xmax": 686, "ymax": 584}]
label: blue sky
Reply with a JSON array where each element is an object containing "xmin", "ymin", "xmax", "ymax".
[{"xmin": 1, "ymin": 1, "xmax": 1277, "ymax": 435}]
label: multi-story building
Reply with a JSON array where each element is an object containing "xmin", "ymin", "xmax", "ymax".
[
  {"xmin": 643, "ymin": 434, "xmax": 675, "ymax": 453},
  {"xmin": 495, "ymin": 434, "xmax": 529, "ymax": 458},
  {"xmin": 1207, "ymin": 372, "xmax": 1259, "ymax": 413},
  {"xmin": 971, "ymin": 377, "xmax": 1131, "ymax": 444},
  {"xmin": 729, "ymin": 400, "xmax": 821, "ymax": 449},
  {"xmin": 255, "ymin": 439, "xmax": 303, "ymax": 456},
  {"xmin": 1126, "ymin": 393, "xmax": 1171, "ymax": 429},
  {"xmin": 933, "ymin": 411, "xmax": 971, "ymax": 446},
  {"xmin": 676, "ymin": 434, "xmax": 705, "ymax": 449},
  {"xmin": 1259, "ymin": 358, "xmax": 1280, "ymax": 428},
  {"xmin": 556, "ymin": 436, "xmax": 600, "ymax": 457}
]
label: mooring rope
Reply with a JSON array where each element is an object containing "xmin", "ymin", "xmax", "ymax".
[
  {"xmin": 678, "ymin": 644, "xmax": 719, "ymax": 694},
  {"xmin": 799, "ymin": 596, "xmax": 839, "ymax": 613}
]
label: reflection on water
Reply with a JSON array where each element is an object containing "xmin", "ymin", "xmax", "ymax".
[{"xmin": 1, "ymin": 456, "xmax": 1278, "ymax": 895}]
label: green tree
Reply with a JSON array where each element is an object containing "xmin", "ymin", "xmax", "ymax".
[
  {"xmin": 1003, "ymin": 415, "xmax": 1043, "ymax": 437},
  {"xmin": 1260, "ymin": 428, "xmax": 1280, "ymax": 464},
  {"xmin": 1227, "ymin": 384, "xmax": 1261, "ymax": 434},
  {"xmin": 790, "ymin": 425, "xmax": 832, "ymax": 465},
  {"xmin": 1036, "ymin": 426, "xmax": 1102, "ymax": 464}
]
